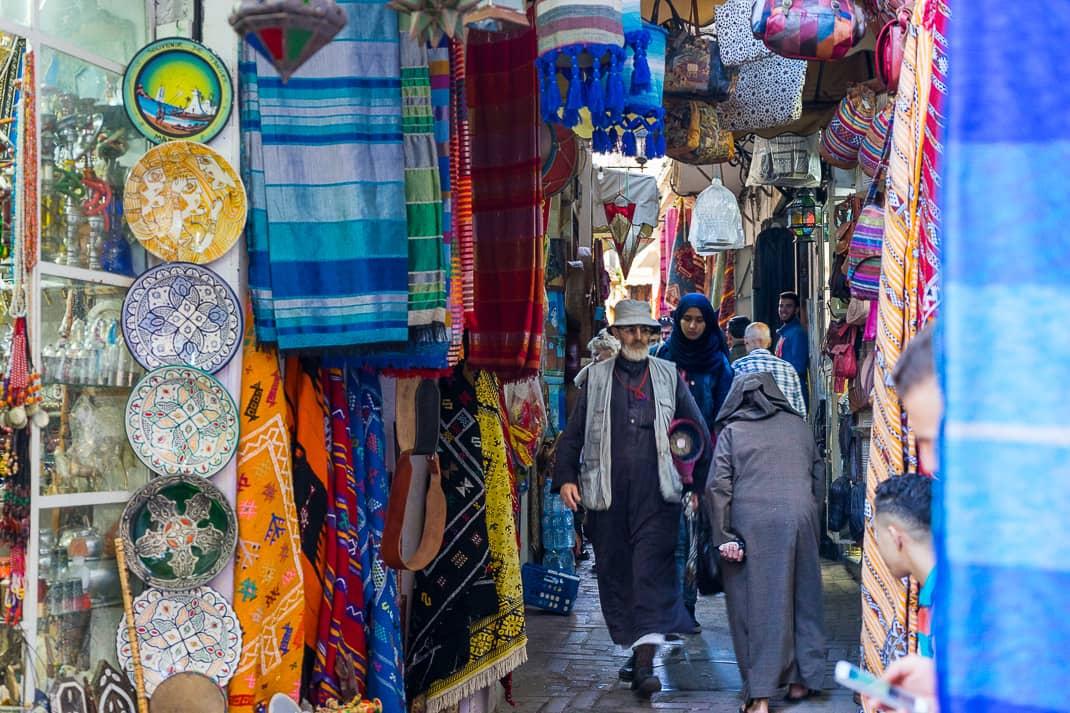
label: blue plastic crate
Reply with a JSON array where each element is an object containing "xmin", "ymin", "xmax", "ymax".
[{"xmin": 522, "ymin": 562, "xmax": 580, "ymax": 615}]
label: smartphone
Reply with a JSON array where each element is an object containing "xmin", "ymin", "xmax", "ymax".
[{"xmin": 834, "ymin": 661, "xmax": 932, "ymax": 713}]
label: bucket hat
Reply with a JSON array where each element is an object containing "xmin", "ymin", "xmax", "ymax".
[{"xmin": 612, "ymin": 299, "xmax": 661, "ymax": 329}]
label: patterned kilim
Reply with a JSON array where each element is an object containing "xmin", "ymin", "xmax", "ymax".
[
  {"xmin": 400, "ymin": 24, "xmax": 448, "ymax": 343},
  {"xmin": 347, "ymin": 369, "xmax": 405, "ymax": 713},
  {"xmin": 406, "ymin": 367, "xmax": 499, "ymax": 704},
  {"xmin": 450, "ymin": 39, "xmax": 476, "ymax": 331},
  {"xmin": 313, "ymin": 369, "xmax": 369, "ymax": 704},
  {"xmin": 240, "ymin": 0, "xmax": 408, "ymax": 350},
  {"xmin": 284, "ymin": 358, "xmax": 331, "ymax": 703},
  {"xmin": 939, "ymin": 2, "xmax": 1070, "ymax": 712},
  {"xmin": 466, "ymin": 27, "xmax": 546, "ymax": 379},
  {"xmin": 229, "ymin": 311, "xmax": 305, "ymax": 713},
  {"xmin": 719, "ymin": 250, "xmax": 736, "ymax": 332},
  {"xmin": 859, "ymin": 0, "xmax": 938, "ymax": 695},
  {"xmin": 918, "ymin": 1, "xmax": 948, "ymax": 325},
  {"xmin": 423, "ymin": 370, "xmax": 527, "ymax": 712}
]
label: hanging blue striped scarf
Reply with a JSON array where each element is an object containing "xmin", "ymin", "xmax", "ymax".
[
  {"xmin": 240, "ymin": 0, "xmax": 409, "ymax": 350},
  {"xmin": 347, "ymin": 367, "xmax": 405, "ymax": 713},
  {"xmin": 939, "ymin": 1, "xmax": 1070, "ymax": 711}
]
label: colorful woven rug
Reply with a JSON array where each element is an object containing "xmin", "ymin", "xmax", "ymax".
[
  {"xmin": 406, "ymin": 366, "xmax": 499, "ymax": 704},
  {"xmin": 423, "ymin": 370, "xmax": 527, "ymax": 712},
  {"xmin": 466, "ymin": 27, "xmax": 545, "ymax": 379},
  {"xmin": 450, "ymin": 39, "xmax": 476, "ymax": 332},
  {"xmin": 229, "ymin": 312, "xmax": 305, "ymax": 713},
  {"xmin": 939, "ymin": 2, "xmax": 1070, "ymax": 712},
  {"xmin": 347, "ymin": 368, "xmax": 405, "ymax": 713},
  {"xmin": 313, "ymin": 369, "xmax": 369, "ymax": 704},
  {"xmin": 860, "ymin": 0, "xmax": 935, "ymax": 696},
  {"xmin": 918, "ymin": 0, "xmax": 947, "ymax": 325},
  {"xmin": 284, "ymin": 358, "xmax": 331, "ymax": 703},
  {"xmin": 240, "ymin": 0, "xmax": 408, "ymax": 350},
  {"xmin": 664, "ymin": 199, "xmax": 704, "ymax": 310}
]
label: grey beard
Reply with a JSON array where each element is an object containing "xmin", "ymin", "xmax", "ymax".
[{"xmin": 620, "ymin": 344, "xmax": 649, "ymax": 362}]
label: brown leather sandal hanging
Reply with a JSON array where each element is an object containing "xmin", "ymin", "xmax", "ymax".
[{"xmin": 381, "ymin": 378, "xmax": 446, "ymax": 572}]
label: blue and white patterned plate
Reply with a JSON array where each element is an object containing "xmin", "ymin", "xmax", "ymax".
[{"xmin": 122, "ymin": 262, "xmax": 242, "ymax": 373}]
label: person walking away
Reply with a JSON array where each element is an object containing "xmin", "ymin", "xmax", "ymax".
[
  {"xmin": 733, "ymin": 323, "xmax": 807, "ymax": 418},
  {"xmin": 728, "ymin": 315, "xmax": 751, "ymax": 363},
  {"xmin": 776, "ymin": 291, "xmax": 809, "ymax": 407},
  {"xmin": 707, "ymin": 373, "xmax": 825, "ymax": 713},
  {"xmin": 555, "ymin": 299, "xmax": 712, "ymax": 698},
  {"xmin": 656, "ymin": 293, "xmax": 734, "ymax": 629}
]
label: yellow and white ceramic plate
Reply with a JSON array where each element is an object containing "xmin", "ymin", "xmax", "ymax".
[{"xmin": 123, "ymin": 141, "xmax": 246, "ymax": 264}]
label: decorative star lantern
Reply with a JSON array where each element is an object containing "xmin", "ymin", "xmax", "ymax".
[
  {"xmin": 389, "ymin": 0, "xmax": 480, "ymax": 44},
  {"xmin": 787, "ymin": 188, "xmax": 820, "ymax": 242},
  {"xmin": 229, "ymin": 0, "xmax": 348, "ymax": 82}
]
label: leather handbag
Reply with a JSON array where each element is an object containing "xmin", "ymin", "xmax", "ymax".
[
  {"xmin": 656, "ymin": 0, "xmax": 738, "ymax": 101},
  {"xmin": 664, "ymin": 98, "xmax": 736, "ymax": 164},
  {"xmin": 876, "ymin": 8, "xmax": 909, "ymax": 92},
  {"xmin": 382, "ymin": 378, "xmax": 447, "ymax": 572},
  {"xmin": 751, "ymin": 0, "xmax": 867, "ymax": 62}
]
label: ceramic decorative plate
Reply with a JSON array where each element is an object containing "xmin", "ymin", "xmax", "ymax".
[
  {"xmin": 122, "ymin": 262, "xmax": 242, "ymax": 373},
  {"xmin": 119, "ymin": 474, "xmax": 237, "ymax": 589},
  {"xmin": 126, "ymin": 366, "xmax": 239, "ymax": 478},
  {"xmin": 116, "ymin": 586, "xmax": 242, "ymax": 696},
  {"xmin": 123, "ymin": 38, "xmax": 233, "ymax": 145},
  {"xmin": 124, "ymin": 141, "xmax": 247, "ymax": 264}
]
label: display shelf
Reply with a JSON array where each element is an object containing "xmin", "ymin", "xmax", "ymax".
[
  {"xmin": 38, "ymin": 262, "xmax": 135, "ymax": 289},
  {"xmin": 37, "ymin": 492, "xmax": 130, "ymax": 509}
]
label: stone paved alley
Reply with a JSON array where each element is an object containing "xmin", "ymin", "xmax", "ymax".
[{"xmin": 512, "ymin": 560, "xmax": 861, "ymax": 713}]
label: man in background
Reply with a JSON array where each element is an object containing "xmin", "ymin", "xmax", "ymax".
[
  {"xmin": 776, "ymin": 291, "xmax": 809, "ymax": 407},
  {"xmin": 727, "ymin": 315, "xmax": 751, "ymax": 363},
  {"xmin": 733, "ymin": 322, "xmax": 807, "ymax": 419}
]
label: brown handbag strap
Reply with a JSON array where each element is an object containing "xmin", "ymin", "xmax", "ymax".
[{"xmin": 381, "ymin": 451, "xmax": 447, "ymax": 571}]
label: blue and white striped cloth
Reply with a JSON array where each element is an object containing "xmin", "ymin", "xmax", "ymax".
[
  {"xmin": 939, "ymin": 2, "xmax": 1070, "ymax": 711},
  {"xmin": 240, "ymin": 0, "xmax": 409, "ymax": 350}
]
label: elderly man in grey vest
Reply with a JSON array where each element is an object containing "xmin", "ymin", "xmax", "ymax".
[{"xmin": 554, "ymin": 300, "xmax": 712, "ymax": 698}]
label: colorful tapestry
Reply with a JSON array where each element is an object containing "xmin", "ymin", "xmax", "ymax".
[
  {"xmin": 450, "ymin": 39, "xmax": 476, "ymax": 330},
  {"xmin": 466, "ymin": 27, "xmax": 545, "ymax": 379},
  {"xmin": 918, "ymin": 1, "xmax": 947, "ymax": 325},
  {"xmin": 665, "ymin": 200, "xmax": 705, "ymax": 310},
  {"xmin": 312, "ymin": 369, "xmax": 369, "ymax": 704},
  {"xmin": 939, "ymin": 2, "xmax": 1070, "ymax": 712},
  {"xmin": 424, "ymin": 370, "xmax": 527, "ymax": 712},
  {"xmin": 347, "ymin": 368, "xmax": 405, "ymax": 713},
  {"xmin": 859, "ymin": 0, "xmax": 941, "ymax": 696},
  {"xmin": 406, "ymin": 367, "xmax": 499, "ymax": 704},
  {"xmin": 229, "ymin": 311, "xmax": 305, "ymax": 713},
  {"xmin": 240, "ymin": 0, "xmax": 408, "ymax": 350},
  {"xmin": 284, "ymin": 358, "xmax": 331, "ymax": 703}
]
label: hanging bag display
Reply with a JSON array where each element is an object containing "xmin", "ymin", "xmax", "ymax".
[
  {"xmin": 858, "ymin": 98, "xmax": 893, "ymax": 177},
  {"xmin": 750, "ymin": 0, "xmax": 867, "ymax": 62},
  {"xmin": 820, "ymin": 82, "xmax": 877, "ymax": 168},
  {"xmin": 656, "ymin": 0, "xmax": 738, "ymax": 101},
  {"xmin": 875, "ymin": 7, "xmax": 909, "ymax": 92},
  {"xmin": 664, "ymin": 98, "xmax": 736, "ymax": 164},
  {"xmin": 846, "ymin": 178, "xmax": 886, "ymax": 301},
  {"xmin": 716, "ymin": 0, "xmax": 773, "ymax": 66},
  {"xmin": 714, "ymin": 52, "xmax": 806, "ymax": 131}
]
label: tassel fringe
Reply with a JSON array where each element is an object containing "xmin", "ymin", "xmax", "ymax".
[{"xmin": 626, "ymin": 30, "xmax": 652, "ymax": 93}]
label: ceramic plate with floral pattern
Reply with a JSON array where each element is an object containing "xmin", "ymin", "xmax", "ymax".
[
  {"xmin": 120, "ymin": 474, "xmax": 237, "ymax": 589},
  {"xmin": 116, "ymin": 586, "xmax": 242, "ymax": 696},
  {"xmin": 125, "ymin": 366, "xmax": 238, "ymax": 478},
  {"xmin": 122, "ymin": 262, "xmax": 242, "ymax": 373}
]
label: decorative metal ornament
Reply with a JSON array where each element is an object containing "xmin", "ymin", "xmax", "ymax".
[
  {"xmin": 49, "ymin": 677, "xmax": 90, "ymax": 713},
  {"xmin": 229, "ymin": 0, "xmax": 348, "ymax": 82},
  {"xmin": 149, "ymin": 672, "xmax": 227, "ymax": 713},
  {"xmin": 124, "ymin": 141, "xmax": 247, "ymax": 264},
  {"xmin": 120, "ymin": 474, "xmax": 238, "ymax": 590},
  {"xmin": 389, "ymin": 0, "xmax": 479, "ymax": 44},
  {"xmin": 122, "ymin": 262, "xmax": 243, "ymax": 374},
  {"xmin": 122, "ymin": 38, "xmax": 233, "ymax": 145},
  {"xmin": 91, "ymin": 661, "xmax": 138, "ymax": 713},
  {"xmin": 116, "ymin": 586, "xmax": 243, "ymax": 696},
  {"xmin": 125, "ymin": 366, "xmax": 239, "ymax": 478}
]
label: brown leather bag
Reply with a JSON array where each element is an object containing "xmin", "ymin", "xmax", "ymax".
[{"xmin": 382, "ymin": 378, "xmax": 447, "ymax": 571}]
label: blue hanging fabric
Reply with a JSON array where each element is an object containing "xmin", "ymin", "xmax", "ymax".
[{"xmin": 536, "ymin": 0, "xmax": 626, "ymax": 129}]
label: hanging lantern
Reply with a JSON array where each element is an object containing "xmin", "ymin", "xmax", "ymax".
[
  {"xmin": 787, "ymin": 189, "xmax": 819, "ymax": 241},
  {"xmin": 390, "ymin": 0, "xmax": 480, "ymax": 43},
  {"xmin": 229, "ymin": 0, "xmax": 348, "ymax": 83},
  {"xmin": 464, "ymin": 0, "xmax": 530, "ymax": 32}
]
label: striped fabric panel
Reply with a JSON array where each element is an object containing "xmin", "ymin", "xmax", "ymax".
[
  {"xmin": 940, "ymin": 2, "xmax": 1070, "ymax": 712},
  {"xmin": 860, "ymin": 0, "xmax": 931, "ymax": 699},
  {"xmin": 400, "ymin": 29, "xmax": 447, "ymax": 340},
  {"xmin": 240, "ymin": 0, "xmax": 409, "ymax": 350},
  {"xmin": 450, "ymin": 39, "xmax": 476, "ymax": 326}
]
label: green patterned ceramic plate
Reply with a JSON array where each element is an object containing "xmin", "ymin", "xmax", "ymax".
[{"xmin": 119, "ymin": 474, "xmax": 237, "ymax": 589}]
